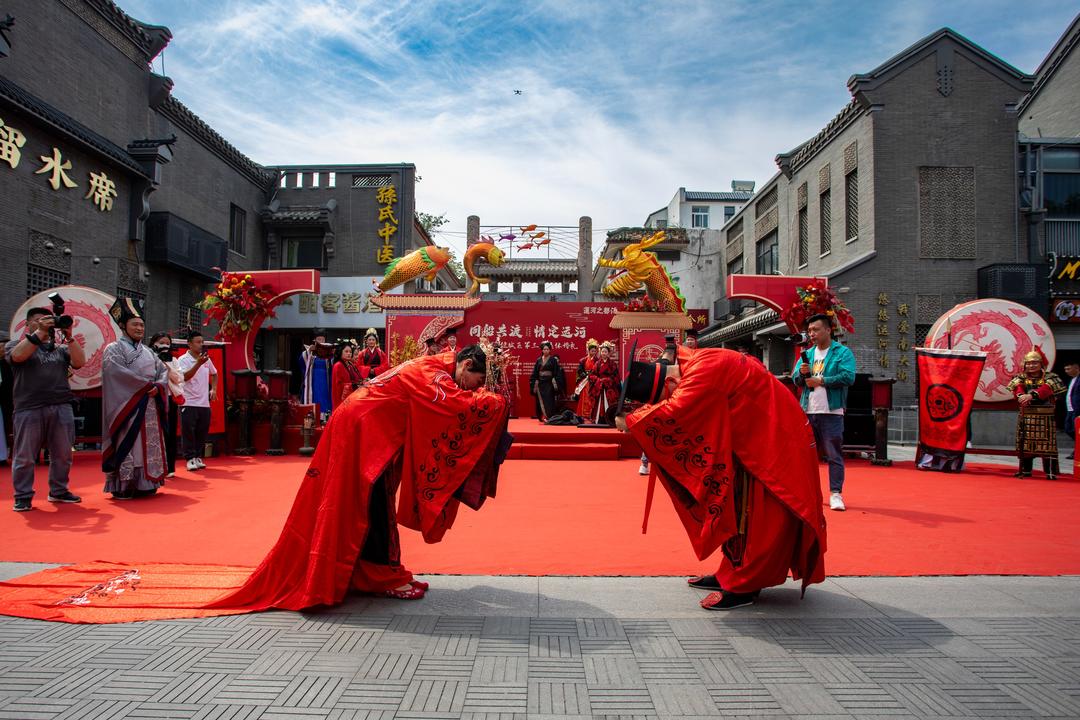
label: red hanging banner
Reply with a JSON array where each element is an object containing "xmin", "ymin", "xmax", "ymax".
[{"xmin": 916, "ymin": 347, "xmax": 987, "ymax": 472}]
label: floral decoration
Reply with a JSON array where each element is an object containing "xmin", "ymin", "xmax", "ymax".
[
  {"xmin": 780, "ymin": 278, "xmax": 855, "ymax": 334},
  {"xmin": 198, "ymin": 271, "xmax": 277, "ymax": 339}
]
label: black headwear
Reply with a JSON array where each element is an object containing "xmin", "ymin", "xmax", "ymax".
[
  {"xmin": 108, "ymin": 297, "xmax": 144, "ymax": 328},
  {"xmin": 616, "ymin": 340, "xmax": 669, "ymax": 414}
]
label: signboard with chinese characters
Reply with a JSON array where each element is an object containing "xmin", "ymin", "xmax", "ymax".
[
  {"xmin": 269, "ymin": 276, "xmax": 401, "ymax": 329},
  {"xmin": 1, "ymin": 115, "xmax": 119, "ymax": 212},
  {"xmin": 685, "ymin": 308, "xmax": 710, "ymax": 331},
  {"xmin": 386, "ymin": 301, "xmax": 622, "ymax": 418},
  {"xmin": 375, "ymin": 185, "xmax": 398, "ymax": 264}
]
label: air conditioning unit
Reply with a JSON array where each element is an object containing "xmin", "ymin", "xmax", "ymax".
[{"xmin": 977, "ymin": 263, "xmax": 1049, "ymax": 317}]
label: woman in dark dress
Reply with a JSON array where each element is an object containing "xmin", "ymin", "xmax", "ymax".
[{"xmin": 529, "ymin": 341, "xmax": 563, "ymax": 422}]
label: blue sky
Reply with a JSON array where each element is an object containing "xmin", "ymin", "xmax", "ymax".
[{"xmin": 122, "ymin": 0, "xmax": 1077, "ymax": 257}]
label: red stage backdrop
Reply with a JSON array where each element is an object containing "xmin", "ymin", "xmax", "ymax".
[
  {"xmin": 916, "ymin": 347, "xmax": 986, "ymax": 469},
  {"xmin": 387, "ymin": 302, "xmax": 623, "ymax": 418}
]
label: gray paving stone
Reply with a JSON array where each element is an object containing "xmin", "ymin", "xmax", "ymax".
[
  {"xmin": 527, "ymin": 680, "xmax": 590, "ymax": 715},
  {"xmin": 470, "ymin": 656, "xmax": 528, "ymax": 685},
  {"xmin": 0, "ymin": 576, "xmax": 1077, "ymax": 718}
]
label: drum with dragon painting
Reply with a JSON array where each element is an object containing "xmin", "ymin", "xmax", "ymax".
[
  {"xmin": 9, "ymin": 286, "xmax": 118, "ymax": 391},
  {"xmin": 926, "ymin": 299, "xmax": 1055, "ymax": 403}
]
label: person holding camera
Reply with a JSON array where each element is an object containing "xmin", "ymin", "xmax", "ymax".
[
  {"xmin": 5, "ymin": 305, "xmax": 86, "ymax": 511},
  {"xmin": 101, "ymin": 298, "xmax": 169, "ymax": 500},
  {"xmin": 176, "ymin": 330, "xmax": 218, "ymax": 472},
  {"xmin": 792, "ymin": 313, "xmax": 856, "ymax": 512}
]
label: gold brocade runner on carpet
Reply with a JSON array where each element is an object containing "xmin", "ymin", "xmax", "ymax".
[{"xmin": 0, "ymin": 562, "xmax": 253, "ymax": 623}]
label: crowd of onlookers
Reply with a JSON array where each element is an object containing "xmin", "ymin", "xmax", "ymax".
[{"xmin": 2, "ymin": 299, "xmax": 218, "ymax": 511}]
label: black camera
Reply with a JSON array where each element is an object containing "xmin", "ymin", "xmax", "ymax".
[
  {"xmin": 47, "ymin": 292, "xmax": 74, "ymax": 331},
  {"xmin": 786, "ymin": 332, "xmax": 810, "ymax": 345}
]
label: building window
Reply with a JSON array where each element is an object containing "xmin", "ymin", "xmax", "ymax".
[
  {"xmin": 819, "ymin": 190, "xmax": 832, "ymax": 256},
  {"xmin": 755, "ymin": 185, "xmax": 778, "ymax": 214},
  {"xmin": 1044, "ymin": 149, "xmax": 1080, "ymax": 219},
  {"xmin": 845, "ymin": 168, "xmax": 859, "ymax": 242},
  {"xmin": 691, "ymin": 206, "xmax": 709, "ymax": 228},
  {"xmin": 27, "ymin": 264, "xmax": 70, "ymax": 297},
  {"xmin": 798, "ymin": 207, "xmax": 809, "ymax": 267},
  {"xmin": 228, "ymin": 204, "xmax": 246, "ymax": 255},
  {"xmin": 655, "ymin": 219, "xmax": 668, "ymax": 228},
  {"xmin": 724, "ymin": 206, "xmax": 735, "ymax": 222},
  {"xmin": 727, "ymin": 255, "xmax": 744, "ymax": 315},
  {"xmin": 655, "ymin": 250, "xmax": 681, "ymax": 262},
  {"xmin": 352, "ymin": 174, "xmax": 393, "ymax": 188},
  {"xmin": 116, "ymin": 287, "xmax": 146, "ymax": 304},
  {"xmin": 918, "ymin": 166, "xmax": 975, "ymax": 258},
  {"xmin": 178, "ymin": 304, "xmax": 203, "ymax": 331},
  {"xmin": 726, "ymin": 217, "xmax": 744, "ymax": 245},
  {"xmin": 283, "ymin": 236, "xmax": 325, "ymax": 269},
  {"xmin": 756, "ymin": 231, "xmax": 778, "ymax": 275}
]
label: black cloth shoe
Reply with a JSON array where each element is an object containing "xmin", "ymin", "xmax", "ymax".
[
  {"xmin": 13, "ymin": 498, "xmax": 32, "ymax": 512},
  {"xmin": 687, "ymin": 575, "xmax": 723, "ymax": 590},
  {"xmin": 111, "ymin": 491, "xmax": 135, "ymax": 501},
  {"xmin": 48, "ymin": 491, "xmax": 82, "ymax": 504},
  {"xmin": 701, "ymin": 591, "xmax": 757, "ymax": 611}
]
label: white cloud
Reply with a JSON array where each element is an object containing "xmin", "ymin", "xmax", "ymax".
[{"xmin": 126, "ymin": 0, "xmax": 1077, "ymax": 258}]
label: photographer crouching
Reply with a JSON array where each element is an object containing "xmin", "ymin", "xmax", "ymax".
[{"xmin": 5, "ymin": 303, "xmax": 86, "ymax": 511}]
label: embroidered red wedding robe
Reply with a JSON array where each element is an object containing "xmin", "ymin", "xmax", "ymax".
[{"xmin": 626, "ymin": 347, "xmax": 826, "ymax": 594}]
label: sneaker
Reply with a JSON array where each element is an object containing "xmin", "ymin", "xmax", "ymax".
[
  {"xmin": 186, "ymin": 459, "xmax": 199, "ymax": 471},
  {"xmin": 47, "ymin": 491, "xmax": 82, "ymax": 504},
  {"xmin": 195, "ymin": 458, "xmax": 206, "ymax": 469},
  {"xmin": 829, "ymin": 492, "xmax": 846, "ymax": 511},
  {"xmin": 638, "ymin": 463, "xmax": 649, "ymax": 475},
  {"xmin": 701, "ymin": 590, "xmax": 757, "ymax": 611},
  {"xmin": 13, "ymin": 498, "xmax": 32, "ymax": 512}
]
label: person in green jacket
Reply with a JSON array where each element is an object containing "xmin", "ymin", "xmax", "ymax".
[{"xmin": 792, "ymin": 314, "xmax": 856, "ymax": 511}]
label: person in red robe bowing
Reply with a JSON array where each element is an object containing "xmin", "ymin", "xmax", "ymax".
[
  {"xmin": 615, "ymin": 345, "xmax": 826, "ymax": 611},
  {"xmin": 0, "ymin": 345, "xmax": 511, "ymax": 623},
  {"xmin": 357, "ymin": 328, "xmax": 389, "ymax": 382}
]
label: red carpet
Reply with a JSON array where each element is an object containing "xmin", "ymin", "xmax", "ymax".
[{"xmin": 1, "ymin": 448, "xmax": 1078, "ymax": 577}]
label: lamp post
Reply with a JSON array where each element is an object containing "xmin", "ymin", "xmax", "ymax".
[
  {"xmin": 869, "ymin": 377, "xmax": 896, "ymax": 466},
  {"xmin": 231, "ymin": 369, "xmax": 257, "ymax": 455},
  {"xmin": 263, "ymin": 369, "xmax": 291, "ymax": 456}
]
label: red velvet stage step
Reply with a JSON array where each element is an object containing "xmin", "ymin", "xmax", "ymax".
[{"xmin": 506, "ymin": 419, "xmax": 639, "ymax": 460}]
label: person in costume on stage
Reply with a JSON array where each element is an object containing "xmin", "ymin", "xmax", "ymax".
[
  {"xmin": 331, "ymin": 343, "xmax": 363, "ymax": 411},
  {"xmin": 616, "ymin": 345, "xmax": 826, "ymax": 610},
  {"xmin": 684, "ymin": 329, "xmax": 699, "ymax": 350},
  {"xmin": 300, "ymin": 329, "xmax": 333, "ymax": 419},
  {"xmin": 574, "ymin": 339, "xmax": 599, "ymax": 419},
  {"xmin": 101, "ymin": 299, "xmax": 169, "ymax": 501},
  {"xmin": 424, "ymin": 337, "xmax": 440, "ymax": 356},
  {"xmin": 358, "ymin": 328, "xmax": 389, "ymax": 382},
  {"xmin": 530, "ymin": 340, "xmax": 563, "ymax": 422},
  {"xmin": 587, "ymin": 341, "xmax": 620, "ymax": 426},
  {"xmin": 1009, "ymin": 347, "xmax": 1066, "ymax": 479},
  {"xmin": 441, "ymin": 328, "xmax": 458, "ymax": 353}
]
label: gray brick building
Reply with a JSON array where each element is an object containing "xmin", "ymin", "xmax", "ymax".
[
  {"xmin": 0, "ymin": 0, "xmax": 453, "ymax": 389},
  {"xmin": 702, "ymin": 27, "xmax": 1035, "ymax": 431}
]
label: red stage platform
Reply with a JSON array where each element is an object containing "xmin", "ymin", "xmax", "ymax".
[{"xmin": 506, "ymin": 419, "xmax": 640, "ymax": 460}]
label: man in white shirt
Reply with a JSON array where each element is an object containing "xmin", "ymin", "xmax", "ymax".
[
  {"xmin": 177, "ymin": 331, "xmax": 218, "ymax": 471},
  {"xmin": 1064, "ymin": 361, "xmax": 1079, "ymax": 459}
]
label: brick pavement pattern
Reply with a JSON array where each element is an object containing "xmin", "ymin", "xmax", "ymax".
[{"xmin": 0, "ymin": 574, "xmax": 1078, "ymax": 719}]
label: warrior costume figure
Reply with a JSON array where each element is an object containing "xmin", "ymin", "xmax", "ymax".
[{"xmin": 1008, "ymin": 346, "xmax": 1065, "ymax": 479}]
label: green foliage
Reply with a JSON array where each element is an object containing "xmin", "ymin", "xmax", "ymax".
[{"xmin": 418, "ymin": 212, "xmax": 450, "ymax": 233}]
